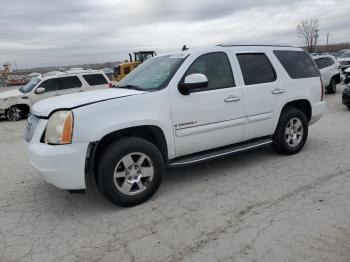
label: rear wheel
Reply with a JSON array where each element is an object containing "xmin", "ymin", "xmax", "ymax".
[
  {"xmin": 272, "ymin": 108, "xmax": 308, "ymax": 155},
  {"xmin": 97, "ymin": 137, "xmax": 164, "ymax": 207},
  {"xmin": 327, "ymin": 78, "xmax": 336, "ymax": 94},
  {"xmin": 6, "ymin": 106, "xmax": 21, "ymax": 121}
]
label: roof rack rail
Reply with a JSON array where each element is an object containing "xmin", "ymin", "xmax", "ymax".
[{"xmin": 217, "ymin": 43, "xmax": 294, "ymax": 48}]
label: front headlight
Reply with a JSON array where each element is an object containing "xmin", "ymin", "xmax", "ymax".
[{"xmin": 44, "ymin": 111, "xmax": 73, "ymax": 145}]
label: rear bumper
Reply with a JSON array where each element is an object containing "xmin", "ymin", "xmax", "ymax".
[{"xmin": 310, "ymin": 101, "xmax": 326, "ymax": 125}]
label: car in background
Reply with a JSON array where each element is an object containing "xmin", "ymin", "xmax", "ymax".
[
  {"xmin": 342, "ymin": 83, "xmax": 350, "ymax": 109},
  {"xmin": 337, "ymin": 52, "xmax": 350, "ymax": 72},
  {"xmin": 313, "ymin": 55, "xmax": 341, "ymax": 94},
  {"xmin": 344, "ymin": 67, "xmax": 350, "ymax": 84},
  {"xmin": 335, "ymin": 49, "xmax": 350, "ymax": 58},
  {"xmin": 0, "ymin": 70, "xmax": 112, "ymax": 121}
]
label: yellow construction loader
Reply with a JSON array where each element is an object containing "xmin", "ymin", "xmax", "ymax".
[{"xmin": 113, "ymin": 51, "xmax": 156, "ymax": 82}]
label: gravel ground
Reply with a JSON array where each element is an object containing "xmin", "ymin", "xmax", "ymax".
[{"xmin": 0, "ymin": 84, "xmax": 350, "ymax": 262}]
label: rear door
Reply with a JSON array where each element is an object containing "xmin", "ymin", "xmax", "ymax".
[
  {"xmin": 314, "ymin": 57, "xmax": 331, "ymax": 86},
  {"xmin": 233, "ymin": 50, "xmax": 287, "ymax": 140},
  {"xmin": 56, "ymin": 76, "xmax": 83, "ymax": 96}
]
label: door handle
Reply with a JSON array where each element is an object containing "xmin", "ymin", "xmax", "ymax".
[
  {"xmin": 271, "ymin": 88, "xmax": 285, "ymax": 94},
  {"xmin": 224, "ymin": 95, "xmax": 240, "ymax": 102}
]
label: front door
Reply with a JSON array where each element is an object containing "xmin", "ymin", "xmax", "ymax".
[
  {"xmin": 31, "ymin": 78, "xmax": 61, "ymax": 104},
  {"xmin": 170, "ymin": 52, "xmax": 246, "ymax": 157}
]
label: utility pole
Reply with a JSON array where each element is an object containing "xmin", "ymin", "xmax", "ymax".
[
  {"xmin": 314, "ymin": 29, "xmax": 319, "ymax": 53},
  {"xmin": 326, "ymin": 32, "xmax": 330, "ymax": 52}
]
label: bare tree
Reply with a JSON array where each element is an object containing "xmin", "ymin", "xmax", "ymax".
[{"xmin": 297, "ymin": 19, "xmax": 319, "ymax": 53}]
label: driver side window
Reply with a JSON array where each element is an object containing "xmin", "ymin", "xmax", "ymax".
[
  {"xmin": 38, "ymin": 79, "xmax": 60, "ymax": 92},
  {"xmin": 184, "ymin": 52, "xmax": 235, "ymax": 92}
]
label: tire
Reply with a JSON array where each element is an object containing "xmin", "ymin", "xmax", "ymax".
[
  {"xmin": 272, "ymin": 108, "xmax": 308, "ymax": 155},
  {"xmin": 347, "ymin": 106, "xmax": 350, "ymax": 110},
  {"xmin": 97, "ymin": 137, "xmax": 164, "ymax": 207},
  {"xmin": 6, "ymin": 106, "xmax": 21, "ymax": 121},
  {"xmin": 326, "ymin": 78, "xmax": 336, "ymax": 94}
]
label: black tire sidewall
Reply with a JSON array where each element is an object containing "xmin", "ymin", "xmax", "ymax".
[
  {"xmin": 273, "ymin": 108, "xmax": 308, "ymax": 155},
  {"xmin": 327, "ymin": 79, "xmax": 336, "ymax": 94},
  {"xmin": 98, "ymin": 137, "xmax": 164, "ymax": 207}
]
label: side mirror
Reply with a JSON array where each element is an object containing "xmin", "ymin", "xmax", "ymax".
[
  {"xmin": 35, "ymin": 87, "xmax": 46, "ymax": 94},
  {"xmin": 178, "ymin": 73, "xmax": 208, "ymax": 95}
]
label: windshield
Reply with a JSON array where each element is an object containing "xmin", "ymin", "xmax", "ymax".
[
  {"xmin": 339, "ymin": 52, "xmax": 350, "ymax": 58},
  {"xmin": 19, "ymin": 77, "xmax": 41, "ymax": 93},
  {"xmin": 117, "ymin": 54, "xmax": 188, "ymax": 91}
]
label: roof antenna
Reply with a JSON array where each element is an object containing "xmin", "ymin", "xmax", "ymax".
[{"xmin": 182, "ymin": 45, "xmax": 188, "ymax": 51}]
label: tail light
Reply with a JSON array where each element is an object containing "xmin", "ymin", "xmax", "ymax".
[
  {"xmin": 108, "ymin": 83, "xmax": 113, "ymax": 88},
  {"xmin": 320, "ymin": 77, "xmax": 324, "ymax": 101}
]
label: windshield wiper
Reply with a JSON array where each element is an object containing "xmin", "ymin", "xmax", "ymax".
[{"xmin": 117, "ymin": 85, "xmax": 145, "ymax": 91}]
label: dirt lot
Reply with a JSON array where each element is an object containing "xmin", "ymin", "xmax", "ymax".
[{"xmin": 0, "ymin": 85, "xmax": 350, "ymax": 262}]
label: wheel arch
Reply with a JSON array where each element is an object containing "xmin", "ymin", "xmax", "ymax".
[
  {"xmin": 280, "ymin": 99, "xmax": 312, "ymax": 122},
  {"xmin": 85, "ymin": 125, "xmax": 169, "ymax": 188},
  {"xmin": 332, "ymin": 73, "xmax": 341, "ymax": 84},
  {"xmin": 5, "ymin": 103, "xmax": 31, "ymax": 118}
]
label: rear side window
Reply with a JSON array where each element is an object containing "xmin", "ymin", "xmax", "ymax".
[
  {"xmin": 315, "ymin": 58, "xmax": 328, "ymax": 69},
  {"xmin": 236, "ymin": 53, "xmax": 276, "ymax": 85},
  {"xmin": 83, "ymin": 74, "xmax": 108, "ymax": 86},
  {"xmin": 327, "ymin": 57, "xmax": 334, "ymax": 66},
  {"xmin": 274, "ymin": 50, "xmax": 320, "ymax": 79},
  {"xmin": 184, "ymin": 52, "xmax": 235, "ymax": 91},
  {"xmin": 59, "ymin": 76, "xmax": 82, "ymax": 90}
]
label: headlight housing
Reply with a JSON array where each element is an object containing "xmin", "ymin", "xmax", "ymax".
[{"xmin": 44, "ymin": 111, "xmax": 73, "ymax": 145}]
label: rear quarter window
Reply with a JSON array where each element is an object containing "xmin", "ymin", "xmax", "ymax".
[
  {"xmin": 274, "ymin": 50, "xmax": 320, "ymax": 79},
  {"xmin": 83, "ymin": 74, "xmax": 108, "ymax": 86}
]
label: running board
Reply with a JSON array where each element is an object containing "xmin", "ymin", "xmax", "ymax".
[{"xmin": 168, "ymin": 138, "xmax": 273, "ymax": 167}]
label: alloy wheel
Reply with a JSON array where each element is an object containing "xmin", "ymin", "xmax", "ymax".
[
  {"xmin": 285, "ymin": 118, "xmax": 304, "ymax": 147},
  {"xmin": 7, "ymin": 107, "xmax": 21, "ymax": 121},
  {"xmin": 113, "ymin": 152, "xmax": 154, "ymax": 196}
]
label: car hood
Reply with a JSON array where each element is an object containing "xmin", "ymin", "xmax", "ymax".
[
  {"xmin": 31, "ymin": 88, "xmax": 145, "ymax": 117},
  {"xmin": 0, "ymin": 89, "xmax": 22, "ymax": 100}
]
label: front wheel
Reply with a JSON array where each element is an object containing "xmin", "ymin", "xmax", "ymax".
[
  {"xmin": 97, "ymin": 137, "xmax": 164, "ymax": 207},
  {"xmin": 272, "ymin": 108, "xmax": 308, "ymax": 155},
  {"xmin": 6, "ymin": 106, "xmax": 21, "ymax": 121}
]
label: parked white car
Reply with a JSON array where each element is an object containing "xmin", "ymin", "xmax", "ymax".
[
  {"xmin": 26, "ymin": 44, "xmax": 326, "ymax": 206},
  {"xmin": 0, "ymin": 70, "xmax": 111, "ymax": 121},
  {"xmin": 337, "ymin": 52, "xmax": 350, "ymax": 72},
  {"xmin": 312, "ymin": 55, "xmax": 341, "ymax": 94}
]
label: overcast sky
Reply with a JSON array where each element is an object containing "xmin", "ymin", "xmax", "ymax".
[{"xmin": 1, "ymin": 0, "xmax": 349, "ymax": 69}]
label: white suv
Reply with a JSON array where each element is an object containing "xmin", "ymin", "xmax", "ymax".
[
  {"xmin": 312, "ymin": 55, "xmax": 341, "ymax": 94},
  {"xmin": 25, "ymin": 45, "xmax": 326, "ymax": 206},
  {"xmin": 0, "ymin": 70, "xmax": 111, "ymax": 121}
]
